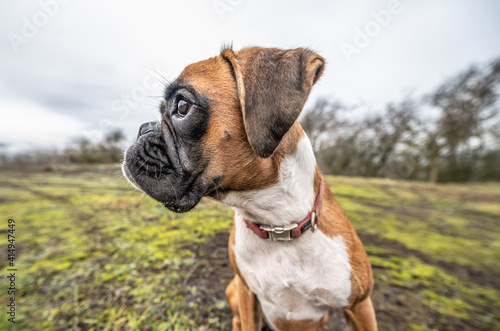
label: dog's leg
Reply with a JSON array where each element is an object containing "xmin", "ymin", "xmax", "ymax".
[
  {"xmin": 225, "ymin": 274, "xmax": 261, "ymax": 331},
  {"xmin": 237, "ymin": 275, "xmax": 261, "ymax": 331},
  {"xmin": 343, "ymin": 296, "xmax": 377, "ymax": 331},
  {"xmin": 226, "ymin": 276, "xmax": 241, "ymax": 331}
]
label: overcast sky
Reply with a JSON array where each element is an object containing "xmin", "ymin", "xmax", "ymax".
[{"xmin": 1, "ymin": 0, "xmax": 500, "ymax": 153}]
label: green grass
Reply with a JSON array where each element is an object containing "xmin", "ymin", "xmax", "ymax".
[
  {"xmin": 327, "ymin": 177, "xmax": 500, "ymax": 329},
  {"xmin": 0, "ymin": 165, "xmax": 499, "ymax": 330},
  {"xmin": 327, "ymin": 177, "xmax": 500, "ymax": 273},
  {"xmin": 0, "ymin": 166, "xmax": 233, "ymax": 330}
]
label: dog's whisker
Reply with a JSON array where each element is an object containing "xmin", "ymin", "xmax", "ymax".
[
  {"xmin": 163, "ymin": 174, "xmax": 178, "ymax": 201},
  {"xmin": 212, "ymin": 180, "xmax": 220, "ymax": 199},
  {"xmin": 130, "ymin": 158, "xmax": 149, "ymax": 178},
  {"xmin": 152, "ymin": 71, "xmax": 172, "ymax": 88},
  {"xmin": 140, "ymin": 65, "xmax": 171, "ymax": 89},
  {"xmin": 151, "ymin": 114, "xmax": 161, "ymax": 122},
  {"xmin": 141, "ymin": 102, "xmax": 165, "ymax": 108}
]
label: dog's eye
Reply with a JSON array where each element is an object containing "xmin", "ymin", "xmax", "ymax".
[{"xmin": 176, "ymin": 99, "xmax": 192, "ymax": 117}]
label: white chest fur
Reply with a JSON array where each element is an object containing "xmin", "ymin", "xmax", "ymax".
[
  {"xmin": 233, "ymin": 215, "xmax": 352, "ymax": 324},
  {"xmin": 223, "ymin": 136, "xmax": 352, "ymax": 326}
]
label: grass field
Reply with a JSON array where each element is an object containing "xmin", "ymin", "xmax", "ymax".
[{"xmin": 0, "ymin": 165, "xmax": 499, "ymax": 330}]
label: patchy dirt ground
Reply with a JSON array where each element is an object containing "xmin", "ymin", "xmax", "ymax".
[
  {"xmin": 180, "ymin": 229, "xmax": 500, "ymax": 331},
  {"xmin": 0, "ymin": 165, "xmax": 499, "ymax": 330},
  {"xmin": 183, "ymin": 232, "xmax": 349, "ymax": 330}
]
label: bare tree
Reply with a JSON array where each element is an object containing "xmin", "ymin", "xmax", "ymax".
[
  {"xmin": 301, "ymin": 98, "xmax": 345, "ymax": 152},
  {"xmin": 427, "ymin": 59, "xmax": 500, "ymax": 182}
]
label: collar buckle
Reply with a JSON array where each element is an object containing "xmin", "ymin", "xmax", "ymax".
[
  {"xmin": 260, "ymin": 223, "xmax": 298, "ymax": 241},
  {"xmin": 311, "ymin": 212, "xmax": 318, "ymax": 233}
]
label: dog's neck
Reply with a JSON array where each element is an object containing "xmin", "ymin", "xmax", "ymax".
[{"xmin": 223, "ymin": 134, "xmax": 318, "ymax": 226}]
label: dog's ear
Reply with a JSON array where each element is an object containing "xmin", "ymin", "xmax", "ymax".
[{"xmin": 221, "ymin": 47, "xmax": 325, "ymax": 158}]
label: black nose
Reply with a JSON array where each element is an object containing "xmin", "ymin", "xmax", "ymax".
[{"xmin": 137, "ymin": 121, "xmax": 158, "ymax": 140}]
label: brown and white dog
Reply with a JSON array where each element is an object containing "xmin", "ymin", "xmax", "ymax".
[{"xmin": 122, "ymin": 46, "xmax": 376, "ymax": 331}]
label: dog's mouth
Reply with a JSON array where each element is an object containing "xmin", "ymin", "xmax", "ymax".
[
  {"xmin": 122, "ymin": 146, "xmax": 217, "ymax": 213},
  {"xmin": 161, "ymin": 192, "xmax": 201, "ymax": 213},
  {"xmin": 123, "ymin": 162, "xmax": 202, "ymax": 213}
]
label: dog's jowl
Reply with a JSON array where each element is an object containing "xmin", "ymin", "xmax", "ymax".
[{"xmin": 122, "ymin": 46, "xmax": 377, "ymax": 331}]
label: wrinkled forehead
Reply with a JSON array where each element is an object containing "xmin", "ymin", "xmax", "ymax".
[{"xmin": 176, "ymin": 55, "xmax": 236, "ymax": 99}]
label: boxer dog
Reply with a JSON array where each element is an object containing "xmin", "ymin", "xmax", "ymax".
[{"xmin": 122, "ymin": 46, "xmax": 376, "ymax": 331}]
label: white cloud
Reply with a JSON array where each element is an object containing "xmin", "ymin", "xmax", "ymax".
[
  {"xmin": 0, "ymin": 98, "xmax": 86, "ymax": 152},
  {"xmin": 1, "ymin": 0, "xmax": 500, "ymax": 151}
]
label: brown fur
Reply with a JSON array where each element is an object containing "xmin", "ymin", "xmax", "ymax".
[
  {"xmin": 225, "ymin": 274, "xmax": 262, "ymax": 331},
  {"xmin": 316, "ymin": 178, "xmax": 374, "ymax": 307},
  {"xmin": 273, "ymin": 315, "xmax": 329, "ymax": 331},
  {"xmin": 179, "ymin": 55, "xmax": 280, "ymax": 193},
  {"xmin": 222, "ymin": 47, "xmax": 324, "ymax": 158},
  {"xmin": 343, "ymin": 297, "xmax": 377, "ymax": 331},
  {"xmin": 176, "ymin": 48, "xmax": 316, "ymax": 195},
  {"xmin": 177, "ymin": 47, "xmax": 376, "ymax": 330}
]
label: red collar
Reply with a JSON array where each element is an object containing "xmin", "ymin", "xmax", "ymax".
[{"xmin": 243, "ymin": 179, "xmax": 325, "ymax": 241}]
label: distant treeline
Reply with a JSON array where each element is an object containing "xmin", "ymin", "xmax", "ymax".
[
  {"xmin": 301, "ymin": 58, "xmax": 500, "ymax": 182},
  {"xmin": 0, "ymin": 130, "xmax": 126, "ymax": 170},
  {"xmin": 1, "ymin": 58, "xmax": 499, "ymax": 182}
]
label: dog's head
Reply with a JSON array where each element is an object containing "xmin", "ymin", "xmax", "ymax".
[{"xmin": 122, "ymin": 46, "xmax": 324, "ymax": 212}]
